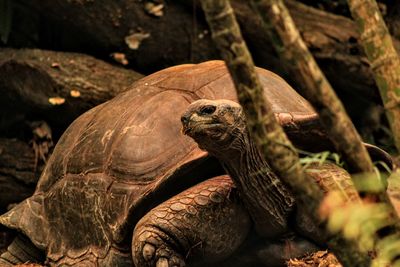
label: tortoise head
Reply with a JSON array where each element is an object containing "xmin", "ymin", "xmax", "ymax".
[{"xmin": 181, "ymin": 99, "xmax": 247, "ymax": 154}]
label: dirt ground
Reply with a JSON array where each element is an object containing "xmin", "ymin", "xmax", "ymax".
[{"xmin": 288, "ymin": 251, "xmax": 342, "ymax": 267}]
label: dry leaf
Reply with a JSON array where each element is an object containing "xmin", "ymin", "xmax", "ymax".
[
  {"xmin": 48, "ymin": 97, "xmax": 65, "ymax": 105},
  {"xmin": 111, "ymin": 52, "xmax": 129, "ymax": 65},
  {"xmin": 144, "ymin": 2, "xmax": 164, "ymax": 17},
  {"xmin": 51, "ymin": 62, "xmax": 60, "ymax": 68},
  {"xmin": 287, "ymin": 250, "xmax": 342, "ymax": 267},
  {"xmin": 70, "ymin": 90, "xmax": 81, "ymax": 97},
  {"xmin": 31, "ymin": 121, "xmax": 52, "ymax": 140},
  {"xmin": 125, "ymin": 31, "xmax": 151, "ymax": 50}
]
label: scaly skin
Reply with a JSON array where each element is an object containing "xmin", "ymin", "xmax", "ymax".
[
  {"xmin": 132, "ymin": 175, "xmax": 251, "ymax": 267},
  {"xmin": 181, "ymin": 99, "xmax": 294, "ymax": 238},
  {"xmin": 0, "ymin": 235, "xmax": 44, "ymax": 266},
  {"xmin": 132, "ymin": 172, "xmax": 323, "ymax": 267}
]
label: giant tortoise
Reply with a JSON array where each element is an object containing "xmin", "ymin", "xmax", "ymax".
[{"xmin": 0, "ymin": 61, "xmax": 391, "ymax": 267}]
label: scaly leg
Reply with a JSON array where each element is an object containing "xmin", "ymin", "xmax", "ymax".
[
  {"xmin": 0, "ymin": 234, "xmax": 44, "ymax": 265},
  {"xmin": 132, "ymin": 175, "xmax": 251, "ymax": 267}
]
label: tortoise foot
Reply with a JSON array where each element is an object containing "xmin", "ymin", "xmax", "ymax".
[
  {"xmin": 132, "ymin": 175, "xmax": 251, "ymax": 266},
  {"xmin": 133, "ymin": 227, "xmax": 186, "ymax": 267}
]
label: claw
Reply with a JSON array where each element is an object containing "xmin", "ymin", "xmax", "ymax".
[
  {"xmin": 156, "ymin": 257, "xmax": 169, "ymax": 267},
  {"xmin": 170, "ymin": 255, "xmax": 186, "ymax": 267},
  {"xmin": 142, "ymin": 243, "xmax": 155, "ymax": 261}
]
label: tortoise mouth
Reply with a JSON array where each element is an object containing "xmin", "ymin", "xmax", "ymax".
[{"xmin": 182, "ymin": 122, "xmax": 223, "ymax": 137}]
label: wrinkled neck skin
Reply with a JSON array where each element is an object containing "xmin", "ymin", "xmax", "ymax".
[{"xmin": 209, "ymin": 129, "xmax": 295, "ymax": 238}]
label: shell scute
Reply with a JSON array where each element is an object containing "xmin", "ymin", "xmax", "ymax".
[{"xmin": 106, "ymin": 90, "xmax": 198, "ymax": 182}]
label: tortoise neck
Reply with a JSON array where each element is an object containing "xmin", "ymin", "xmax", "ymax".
[{"xmin": 218, "ymin": 131, "xmax": 295, "ymax": 237}]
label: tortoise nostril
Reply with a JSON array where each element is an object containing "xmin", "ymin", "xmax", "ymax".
[
  {"xmin": 199, "ymin": 105, "xmax": 216, "ymax": 116},
  {"xmin": 181, "ymin": 115, "xmax": 189, "ymax": 125}
]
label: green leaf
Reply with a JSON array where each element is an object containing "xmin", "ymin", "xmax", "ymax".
[
  {"xmin": 299, "ymin": 150, "xmax": 344, "ymax": 169},
  {"xmin": 0, "ymin": 0, "xmax": 12, "ymax": 44},
  {"xmin": 352, "ymin": 172, "xmax": 385, "ymax": 193}
]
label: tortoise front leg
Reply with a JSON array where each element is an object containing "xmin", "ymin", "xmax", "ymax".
[{"xmin": 132, "ymin": 175, "xmax": 251, "ymax": 267}]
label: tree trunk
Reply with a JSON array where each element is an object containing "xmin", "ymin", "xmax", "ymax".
[
  {"xmin": 0, "ymin": 48, "xmax": 142, "ymax": 138},
  {"xmin": 0, "ymin": 138, "xmax": 40, "ymax": 212},
  {"xmin": 11, "ymin": 0, "xmax": 395, "ymax": 144},
  {"xmin": 12, "ymin": 0, "xmax": 219, "ymax": 74}
]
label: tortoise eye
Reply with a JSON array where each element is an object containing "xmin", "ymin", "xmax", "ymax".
[{"xmin": 199, "ymin": 105, "xmax": 216, "ymax": 115}]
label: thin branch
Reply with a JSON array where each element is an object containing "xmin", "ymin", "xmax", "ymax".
[
  {"xmin": 251, "ymin": 0, "xmax": 374, "ymax": 174},
  {"xmin": 347, "ymin": 0, "xmax": 400, "ymax": 154}
]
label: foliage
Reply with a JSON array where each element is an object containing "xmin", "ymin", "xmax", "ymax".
[
  {"xmin": 300, "ymin": 149, "xmax": 400, "ymax": 265},
  {"xmin": 299, "ymin": 150, "xmax": 344, "ymax": 169},
  {"xmin": 321, "ymin": 170, "xmax": 400, "ymax": 266}
]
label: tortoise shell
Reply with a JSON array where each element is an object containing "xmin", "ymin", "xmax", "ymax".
[{"xmin": 0, "ymin": 61, "xmax": 330, "ymax": 265}]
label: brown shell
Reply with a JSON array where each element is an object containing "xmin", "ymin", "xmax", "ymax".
[
  {"xmin": 0, "ymin": 61, "xmax": 319, "ymax": 263},
  {"xmin": 41, "ymin": 61, "xmax": 317, "ymax": 189}
]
